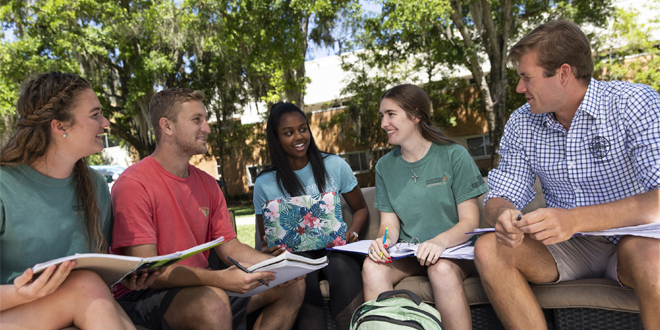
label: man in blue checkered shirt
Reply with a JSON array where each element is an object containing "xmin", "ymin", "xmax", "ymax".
[{"xmin": 474, "ymin": 19, "xmax": 660, "ymax": 329}]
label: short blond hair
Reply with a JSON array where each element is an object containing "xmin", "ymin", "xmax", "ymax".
[
  {"xmin": 508, "ymin": 19, "xmax": 593, "ymax": 85},
  {"xmin": 149, "ymin": 88, "xmax": 205, "ymax": 142}
]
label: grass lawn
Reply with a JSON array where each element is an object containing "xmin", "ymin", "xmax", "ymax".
[
  {"xmin": 229, "ymin": 205, "xmax": 255, "ymax": 217},
  {"xmin": 237, "ymin": 223, "xmax": 256, "ymax": 248}
]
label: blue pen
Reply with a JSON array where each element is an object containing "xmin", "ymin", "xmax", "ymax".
[{"xmin": 380, "ymin": 227, "xmax": 389, "ymax": 259}]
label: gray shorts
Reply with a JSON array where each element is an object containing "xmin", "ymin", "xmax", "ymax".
[
  {"xmin": 543, "ymin": 236, "xmax": 621, "ymax": 286},
  {"xmin": 117, "ymin": 287, "xmax": 251, "ymax": 330}
]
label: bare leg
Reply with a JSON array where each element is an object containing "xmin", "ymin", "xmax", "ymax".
[
  {"xmin": 617, "ymin": 236, "xmax": 660, "ymax": 329},
  {"xmin": 247, "ymin": 279, "xmax": 305, "ymax": 330},
  {"xmin": 1, "ymin": 270, "xmax": 135, "ymax": 330},
  {"xmin": 427, "ymin": 259, "xmax": 473, "ymax": 330},
  {"xmin": 362, "ymin": 257, "xmax": 425, "ymax": 301},
  {"xmin": 474, "ymin": 233, "xmax": 558, "ymax": 330},
  {"xmin": 164, "ymin": 286, "xmax": 233, "ymax": 330}
]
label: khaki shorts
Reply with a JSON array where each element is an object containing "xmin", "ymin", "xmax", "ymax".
[{"xmin": 543, "ymin": 236, "xmax": 621, "ymax": 286}]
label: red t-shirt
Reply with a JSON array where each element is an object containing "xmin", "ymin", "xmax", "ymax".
[{"xmin": 111, "ymin": 156, "xmax": 236, "ymax": 296}]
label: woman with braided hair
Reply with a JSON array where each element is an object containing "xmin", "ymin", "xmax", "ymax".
[{"xmin": 0, "ymin": 72, "xmax": 147, "ymax": 329}]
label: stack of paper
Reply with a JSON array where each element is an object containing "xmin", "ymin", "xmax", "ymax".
[
  {"xmin": 226, "ymin": 252, "xmax": 328, "ymax": 297},
  {"xmin": 467, "ymin": 223, "xmax": 660, "ymax": 239},
  {"xmin": 328, "ymin": 240, "xmax": 475, "ymax": 260}
]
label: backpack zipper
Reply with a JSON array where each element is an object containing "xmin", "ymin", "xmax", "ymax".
[
  {"xmin": 355, "ymin": 315, "xmax": 424, "ymax": 330},
  {"xmin": 402, "ymin": 306, "xmax": 444, "ymax": 329}
]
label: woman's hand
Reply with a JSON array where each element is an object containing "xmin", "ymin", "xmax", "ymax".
[
  {"xmin": 14, "ymin": 260, "xmax": 76, "ymax": 304},
  {"xmin": 346, "ymin": 231, "xmax": 359, "ymax": 243},
  {"xmin": 416, "ymin": 240, "xmax": 446, "ymax": 266},
  {"xmin": 261, "ymin": 236, "xmax": 286, "ymax": 256},
  {"xmin": 367, "ymin": 237, "xmax": 392, "ymax": 263}
]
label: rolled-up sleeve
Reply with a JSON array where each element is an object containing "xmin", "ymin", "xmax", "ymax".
[{"xmin": 485, "ymin": 112, "xmax": 537, "ymax": 210}]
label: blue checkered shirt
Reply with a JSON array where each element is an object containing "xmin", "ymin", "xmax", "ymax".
[{"xmin": 486, "ymin": 78, "xmax": 660, "ymax": 244}]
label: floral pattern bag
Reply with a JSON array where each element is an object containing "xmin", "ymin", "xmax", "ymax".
[{"xmin": 261, "ymin": 191, "xmax": 346, "ymax": 252}]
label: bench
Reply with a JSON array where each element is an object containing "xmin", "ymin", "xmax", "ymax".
[{"xmin": 335, "ymin": 180, "xmax": 643, "ymax": 329}]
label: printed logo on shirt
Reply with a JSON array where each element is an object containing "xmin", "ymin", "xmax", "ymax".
[
  {"xmin": 472, "ymin": 175, "xmax": 486, "ymax": 188},
  {"xmin": 589, "ymin": 136, "xmax": 610, "ymax": 159},
  {"xmin": 199, "ymin": 206, "xmax": 210, "ymax": 218},
  {"xmin": 426, "ymin": 176, "xmax": 449, "ymax": 187}
]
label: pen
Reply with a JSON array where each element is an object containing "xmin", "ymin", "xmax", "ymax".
[
  {"xmin": 227, "ymin": 256, "xmax": 269, "ymax": 287},
  {"xmin": 381, "ymin": 227, "xmax": 389, "ymax": 259}
]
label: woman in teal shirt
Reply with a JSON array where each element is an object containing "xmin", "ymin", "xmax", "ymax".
[
  {"xmin": 0, "ymin": 72, "xmax": 150, "ymax": 329},
  {"xmin": 363, "ymin": 84, "xmax": 488, "ymax": 330}
]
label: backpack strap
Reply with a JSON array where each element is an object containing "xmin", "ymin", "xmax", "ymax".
[{"xmin": 376, "ymin": 289, "xmax": 422, "ymax": 306}]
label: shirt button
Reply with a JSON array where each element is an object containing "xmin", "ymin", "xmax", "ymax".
[
  {"xmin": 567, "ymin": 161, "xmax": 575, "ymax": 168},
  {"xmin": 575, "ymin": 188, "xmax": 582, "ymax": 193}
]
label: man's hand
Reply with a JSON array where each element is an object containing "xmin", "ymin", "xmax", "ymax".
[
  {"xmin": 494, "ymin": 209, "xmax": 525, "ymax": 248},
  {"xmin": 261, "ymin": 236, "xmax": 286, "ymax": 256},
  {"xmin": 14, "ymin": 261, "xmax": 76, "ymax": 304},
  {"xmin": 120, "ymin": 269, "xmax": 164, "ymax": 291},
  {"xmin": 416, "ymin": 240, "xmax": 446, "ymax": 266},
  {"xmin": 221, "ymin": 265, "xmax": 276, "ymax": 294},
  {"xmin": 516, "ymin": 208, "xmax": 575, "ymax": 245}
]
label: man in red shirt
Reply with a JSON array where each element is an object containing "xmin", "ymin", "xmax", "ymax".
[{"xmin": 111, "ymin": 88, "xmax": 304, "ymax": 330}]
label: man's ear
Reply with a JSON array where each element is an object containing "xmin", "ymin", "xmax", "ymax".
[
  {"xmin": 160, "ymin": 117, "xmax": 174, "ymax": 137},
  {"xmin": 50, "ymin": 119, "xmax": 68, "ymax": 137},
  {"xmin": 559, "ymin": 63, "xmax": 572, "ymax": 85}
]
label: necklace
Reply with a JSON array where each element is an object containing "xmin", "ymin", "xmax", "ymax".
[{"xmin": 402, "ymin": 141, "xmax": 430, "ymax": 184}]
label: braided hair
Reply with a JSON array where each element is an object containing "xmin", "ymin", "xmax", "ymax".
[{"xmin": 1, "ymin": 72, "xmax": 107, "ymax": 253}]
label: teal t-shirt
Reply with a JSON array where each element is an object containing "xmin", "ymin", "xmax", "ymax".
[
  {"xmin": 253, "ymin": 154, "xmax": 358, "ymax": 213},
  {"xmin": 0, "ymin": 164, "xmax": 112, "ymax": 284},
  {"xmin": 374, "ymin": 143, "xmax": 488, "ymax": 243}
]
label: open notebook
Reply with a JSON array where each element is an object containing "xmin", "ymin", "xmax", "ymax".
[{"xmin": 328, "ymin": 240, "xmax": 474, "ymax": 260}]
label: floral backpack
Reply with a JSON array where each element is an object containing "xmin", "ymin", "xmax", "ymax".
[{"xmin": 261, "ymin": 191, "xmax": 347, "ymax": 252}]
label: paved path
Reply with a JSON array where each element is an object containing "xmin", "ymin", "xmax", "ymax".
[{"xmin": 235, "ymin": 215, "xmax": 255, "ymax": 226}]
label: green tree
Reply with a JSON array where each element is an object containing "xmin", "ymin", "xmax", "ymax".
[
  {"xmin": 594, "ymin": 2, "xmax": 660, "ymax": 90},
  {"xmin": 353, "ymin": 0, "xmax": 613, "ymax": 168}
]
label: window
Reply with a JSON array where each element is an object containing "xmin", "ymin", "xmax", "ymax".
[
  {"xmin": 246, "ymin": 164, "xmax": 270, "ymax": 187},
  {"xmin": 339, "ymin": 147, "xmax": 393, "ymax": 174},
  {"xmin": 466, "ymin": 135, "xmax": 491, "ymax": 159}
]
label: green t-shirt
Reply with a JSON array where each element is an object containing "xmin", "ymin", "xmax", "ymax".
[
  {"xmin": 0, "ymin": 164, "xmax": 112, "ymax": 284},
  {"xmin": 374, "ymin": 143, "xmax": 488, "ymax": 243}
]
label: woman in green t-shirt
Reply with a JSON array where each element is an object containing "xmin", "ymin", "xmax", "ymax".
[
  {"xmin": 0, "ymin": 72, "xmax": 150, "ymax": 329},
  {"xmin": 362, "ymin": 84, "xmax": 488, "ymax": 330}
]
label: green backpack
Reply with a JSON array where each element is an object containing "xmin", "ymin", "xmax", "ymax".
[{"xmin": 350, "ymin": 289, "xmax": 444, "ymax": 330}]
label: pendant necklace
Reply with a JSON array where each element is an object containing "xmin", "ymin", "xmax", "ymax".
[{"xmin": 403, "ymin": 141, "xmax": 430, "ymax": 184}]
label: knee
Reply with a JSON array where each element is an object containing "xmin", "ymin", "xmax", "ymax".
[
  {"xmin": 62, "ymin": 270, "xmax": 113, "ymax": 300},
  {"xmin": 190, "ymin": 288, "xmax": 232, "ymax": 329},
  {"xmin": 427, "ymin": 260, "xmax": 463, "ymax": 289},
  {"xmin": 618, "ymin": 237, "xmax": 660, "ymax": 287},
  {"xmin": 474, "ymin": 233, "xmax": 499, "ymax": 271},
  {"xmin": 362, "ymin": 258, "xmax": 384, "ymax": 281}
]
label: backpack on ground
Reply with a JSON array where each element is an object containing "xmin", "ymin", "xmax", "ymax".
[{"xmin": 350, "ymin": 289, "xmax": 444, "ymax": 330}]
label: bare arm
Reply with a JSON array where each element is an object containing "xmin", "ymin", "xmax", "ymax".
[
  {"xmin": 417, "ymin": 198, "xmax": 481, "ymax": 266},
  {"xmin": 123, "ymin": 240, "xmax": 275, "ymax": 294},
  {"xmin": 0, "ymin": 261, "xmax": 75, "ymax": 311},
  {"xmin": 342, "ymin": 185, "xmax": 369, "ymax": 243},
  {"xmin": 517, "ymin": 189, "xmax": 660, "ymax": 245}
]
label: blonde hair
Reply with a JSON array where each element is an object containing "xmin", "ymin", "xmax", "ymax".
[{"xmin": 1, "ymin": 72, "xmax": 107, "ymax": 253}]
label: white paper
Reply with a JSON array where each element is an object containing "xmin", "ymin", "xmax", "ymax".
[
  {"xmin": 328, "ymin": 240, "xmax": 474, "ymax": 260},
  {"xmin": 467, "ymin": 223, "xmax": 660, "ymax": 239}
]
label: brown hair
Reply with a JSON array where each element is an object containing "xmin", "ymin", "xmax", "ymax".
[
  {"xmin": 381, "ymin": 84, "xmax": 456, "ymax": 145},
  {"xmin": 149, "ymin": 88, "xmax": 205, "ymax": 142},
  {"xmin": 508, "ymin": 19, "xmax": 593, "ymax": 84},
  {"xmin": 1, "ymin": 72, "xmax": 107, "ymax": 253}
]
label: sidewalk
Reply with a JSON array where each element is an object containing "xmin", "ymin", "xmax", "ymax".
[{"xmin": 235, "ymin": 214, "xmax": 255, "ymax": 226}]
